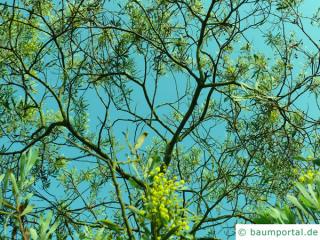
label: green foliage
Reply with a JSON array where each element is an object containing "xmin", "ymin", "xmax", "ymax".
[
  {"xmin": 0, "ymin": 149, "xmax": 59, "ymax": 239},
  {"xmin": 276, "ymin": 0, "xmax": 302, "ymax": 10},
  {"xmin": 255, "ymin": 176, "xmax": 320, "ymax": 224},
  {"xmin": 1, "ymin": 0, "xmax": 320, "ymax": 239}
]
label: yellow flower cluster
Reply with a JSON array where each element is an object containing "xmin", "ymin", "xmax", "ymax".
[
  {"xmin": 296, "ymin": 169, "xmax": 319, "ymax": 183},
  {"xmin": 142, "ymin": 167, "xmax": 189, "ymax": 235}
]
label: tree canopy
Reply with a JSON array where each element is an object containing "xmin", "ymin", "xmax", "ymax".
[{"xmin": 1, "ymin": 0, "xmax": 320, "ymax": 239}]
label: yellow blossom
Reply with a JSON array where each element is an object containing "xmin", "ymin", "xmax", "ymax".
[{"xmin": 298, "ymin": 176, "xmax": 306, "ymax": 183}]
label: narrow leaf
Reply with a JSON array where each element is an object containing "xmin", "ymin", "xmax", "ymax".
[
  {"xmin": 29, "ymin": 228, "xmax": 38, "ymax": 240},
  {"xmin": 21, "ymin": 205, "xmax": 33, "ymax": 216}
]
